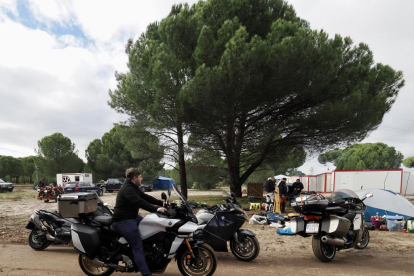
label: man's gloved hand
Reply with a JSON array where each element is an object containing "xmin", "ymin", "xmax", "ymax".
[{"xmin": 157, "ymin": 207, "xmax": 167, "ymax": 213}]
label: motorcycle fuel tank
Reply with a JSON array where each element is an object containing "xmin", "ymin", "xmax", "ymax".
[
  {"xmin": 195, "ymin": 209, "xmax": 214, "ymax": 225},
  {"xmin": 139, "ymin": 214, "xmax": 181, "ymax": 239}
]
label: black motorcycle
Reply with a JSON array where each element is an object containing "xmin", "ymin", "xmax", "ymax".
[
  {"xmin": 195, "ymin": 191, "xmax": 260, "ymax": 261},
  {"xmin": 290, "ymin": 189, "xmax": 372, "ymax": 262},
  {"xmin": 26, "ymin": 195, "xmax": 112, "ymax": 250}
]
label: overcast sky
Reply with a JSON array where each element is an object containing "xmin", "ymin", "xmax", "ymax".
[{"xmin": 0, "ymin": 0, "xmax": 413, "ymax": 175}]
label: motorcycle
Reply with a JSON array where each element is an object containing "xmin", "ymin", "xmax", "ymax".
[
  {"xmin": 37, "ymin": 185, "xmax": 64, "ymax": 202},
  {"xmin": 71, "ymin": 184, "xmax": 217, "ymax": 276},
  {"xmin": 196, "ymin": 191, "xmax": 260, "ymax": 261},
  {"xmin": 289, "ymin": 189, "xmax": 372, "ymax": 262},
  {"xmin": 26, "ymin": 194, "xmax": 112, "ymax": 250}
]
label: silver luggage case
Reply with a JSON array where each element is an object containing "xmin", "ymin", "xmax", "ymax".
[{"xmin": 58, "ymin": 192, "xmax": 98, "ymax": 217}]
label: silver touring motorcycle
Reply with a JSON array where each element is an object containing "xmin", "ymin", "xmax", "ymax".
[
  {"xmin": 290, "ymin": 189, "xmax": 372, "ymax": 262},
  {"xmin": 70, "ymin": 184, "xmax": 217, "ymax": 276}
]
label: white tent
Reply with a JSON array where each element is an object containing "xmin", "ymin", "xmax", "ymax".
[{"xmin": 354, "ymin": 189, "xmax": 414, "ymax": 220}]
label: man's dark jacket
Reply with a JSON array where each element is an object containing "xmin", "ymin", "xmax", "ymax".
[
  {"xmin": 292, "ymin": 182, "xmax": 304, "ymax": 192},
  {"xmin": 264, "ymin": 179, "xmax": 275, "ymax": 193},
  {"xmin": 113, "ymin": 180, "xmax": 163, "ymax": 222},
  {"xmin": 278, "ymin": 181, "xmax": 288, "ymax": 196}
]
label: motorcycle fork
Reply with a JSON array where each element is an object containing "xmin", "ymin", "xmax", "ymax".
[{"xmin": 184, "ymin": 238, "xmax": 196, "ymax": 259}]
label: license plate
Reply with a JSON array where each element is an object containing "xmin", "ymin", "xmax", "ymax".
[{"xmin": 306, "ymin": 223, "xmax": 319, "ymax": 233}]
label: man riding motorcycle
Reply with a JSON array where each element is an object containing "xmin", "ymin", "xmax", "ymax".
[{"xmin": 112, "ymin": 168, "xmax": 166, "ymax": 276}]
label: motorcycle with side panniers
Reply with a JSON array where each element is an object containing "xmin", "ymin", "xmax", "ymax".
[
  {"xmin": 75, "ymin": 185, "xmax": 217, "ymax": 276},
  {"xmin": 26, "ymin": 192, "xmax": 112, "ymax": 250},
  {"xmin": 289, "ymin": 189, "xmax": 372, "ymax": 262}
]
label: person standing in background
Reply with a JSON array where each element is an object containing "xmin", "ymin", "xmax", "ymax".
[
  {"xmin": 278, "ymin": 178, "xmax": 288, "ymax": 213},
  {"xmin": 264, "ymin": 176, "xmax": 276, "ymax": 211},
  {"xmin": 292, "ymin": 179, "xmax": 304, "ymax": 195}
]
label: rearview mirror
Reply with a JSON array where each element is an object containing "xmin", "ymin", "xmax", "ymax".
[
  {"xmin": 103, "ymin": 203, "xmax": 108, "ymax": 207},
  {"xmin": 231, "ymin": 192, "xmax": 236, "ymax": 198},
  {"xmin": 365, "ymin": 193, "xmax": 373, "ymax": 199},
  {"xmin": 161, "ymin": 192, "xmax": 167, "ymax": 201}
]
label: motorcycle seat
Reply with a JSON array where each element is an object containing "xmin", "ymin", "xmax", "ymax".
[{"xmin": 94, "ymin": 216, "xmax": 113, "ymax": 226}]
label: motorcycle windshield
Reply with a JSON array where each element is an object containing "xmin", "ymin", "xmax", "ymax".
[
  {"xmin": 172, "ymin": 184, "xmax": 193, "ymax": 212},
  {"xmin": 328, "ymin": 189, "xmax": 359, "ymax": 200},
  {"xmin": 221, "ymin": 190, "xmax": 231, "ymax": 199}
]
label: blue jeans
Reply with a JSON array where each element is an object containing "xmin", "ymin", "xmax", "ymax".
[{"xmin": 112, "ymin": 216, "xmax": 152, "ymax": 276}]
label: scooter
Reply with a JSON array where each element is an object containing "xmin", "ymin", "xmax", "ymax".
[
  {"xmin": 71, "ymin": 184, "xmax": 217, "ymax": 276},
  {"xmin": 289, "ymin": 190, "xmax": 372, "ymax": 262},
  {"xmin": 196, "ymin": 191, "xmax": 260, "ymax": 261}
]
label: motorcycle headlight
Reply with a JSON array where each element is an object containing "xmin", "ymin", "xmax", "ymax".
[{"xmin": 193, "ymin": 229, "xmax": 203, "ymax": 241}]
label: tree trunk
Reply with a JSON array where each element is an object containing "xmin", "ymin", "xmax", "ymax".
[
  {"xmin": 227, "ymin": 157, "xmax": 242, "ymax": 197},
  {"xmin": 177, "ymin": 123, "xmax": 188, "ymax": 199}
]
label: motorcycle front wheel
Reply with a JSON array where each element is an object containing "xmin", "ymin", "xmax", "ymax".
[
  {"xmin": 28, "ymin": 229, "xmax": 51, "ymax": 251},
  {"xmin": 177, "ymin": 244, "xmax": 217, "ymax": 276},
  {"xmin": 78, "ymin": 254, "xmax": 115, "ymax": 276},
  {"xmin": 312, "ymin": 235, "xmax": 336, "ymax": 262},
  {"xmin": 230, "ymin": 236, "xmax": 260, "ymax": 261},
  {"xmin": 355, "ymin": 228, "xmax": 370, "ymax": 249}
]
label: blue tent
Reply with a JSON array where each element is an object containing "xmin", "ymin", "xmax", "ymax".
[{"xmin": 153, "ymin": 176, "xmax": 175, "ymax": 190}]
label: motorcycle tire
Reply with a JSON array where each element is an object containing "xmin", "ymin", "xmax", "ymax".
[
  {"xmin": 28, "ymin": 229, "xmax": 52, "ymax": 251},
  {"xmin": 355, "ymin": 228, "xmax": 370, "ymax": 249},
  {"xmin": 312, "ymin": 235, "xmax": 336, "ymax": 262},
  {"xmin": 230, "ymin": 235, "xmax": 260, "ymax": 261},
  {"xmin": 177, "ymin": 243, "xmax": 217, "ymax": 276},
  {"xmin": 78, "ymin": 254, "xmax": 115, "ymax": 276},
  {"xmin": 44, "ymin": 199, "xmax": 49, "ymax": 203}
]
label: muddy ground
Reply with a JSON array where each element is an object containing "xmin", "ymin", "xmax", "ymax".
[{"xmin": 1, "ymin": 186, "xmax": 413, "ymax": 275}]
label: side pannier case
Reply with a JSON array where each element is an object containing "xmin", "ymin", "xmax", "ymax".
[
  {"xmin": 71, "ymin": 224, "xmax": 101, "ymax": 258},
  {"xmin": 58, "ymin": 192, "xmax": 98, "ymax": 217}
]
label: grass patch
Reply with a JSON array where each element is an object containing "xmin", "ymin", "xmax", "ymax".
[
  {"xmin": 188, "ymin": 195, "xmax": 265, "ymax": 208},
  {"xmin": 0, "ymin": 189, "xmax": 37, "ymax": 201}
]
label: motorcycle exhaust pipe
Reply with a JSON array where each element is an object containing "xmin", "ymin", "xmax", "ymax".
[
  {"xmin": 31, "ymin": 214, "xmax": 47, "ymax": 231},
  {"xmin": 90, "ymin": 259, "xmax": 118, "ymax": 269},
  {"xmin": 321, "ymin": 235, "xmax": 345, "ymax": 246},
  {"xmin": 46, "ymin": 233, "xmax": 55, "ymax": 241}
]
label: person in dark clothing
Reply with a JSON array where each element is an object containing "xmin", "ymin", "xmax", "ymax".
[
  {"xmin": 292, "ymin": 179, "xmax": 304, "ymax": 195},
  {"xmin": 38, "ymin": 179, "xmax": 45, "ymax": 188},
  {"xmin": 278, "ymin": 178, "xmax": 288, "ymax": 213},
  {"xmin": 264, "ymin": 177, "xmax": 276, "ymax": 211},
  {"xmin": 112, "ymin": 168, "xmax": 166, "ymax": 276}
]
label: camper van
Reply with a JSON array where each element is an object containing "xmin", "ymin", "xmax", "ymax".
[{"xmin": 56, "ymin": 173, "xmax": 93, "ymax": 187}]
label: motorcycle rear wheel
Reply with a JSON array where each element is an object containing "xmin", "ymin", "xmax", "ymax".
[
  {"xmin": 78, "ymin": 254, "xmax": 115, "ymax": 276},
  {"xmin": 28, "ymin": 229, "xmax": 52, "ymax": 251},
  {"xmin": 177, "ymin": 244, "xmax": 217, "ymax": 276},
  {"xmin": 312, "ymin": 235, "xmax": 336, "ymax": 262},
  {"xmin": 230, "ymin": 236, "xmax": 260, "ymax": 261},
  {"xmin": 355, "ymin": 228, "xmax": 370, "ymax": 249}
]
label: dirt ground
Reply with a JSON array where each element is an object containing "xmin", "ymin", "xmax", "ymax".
[{"xmin": 1, "ymin": 186, "xmax": 414, "ymax": 275}]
